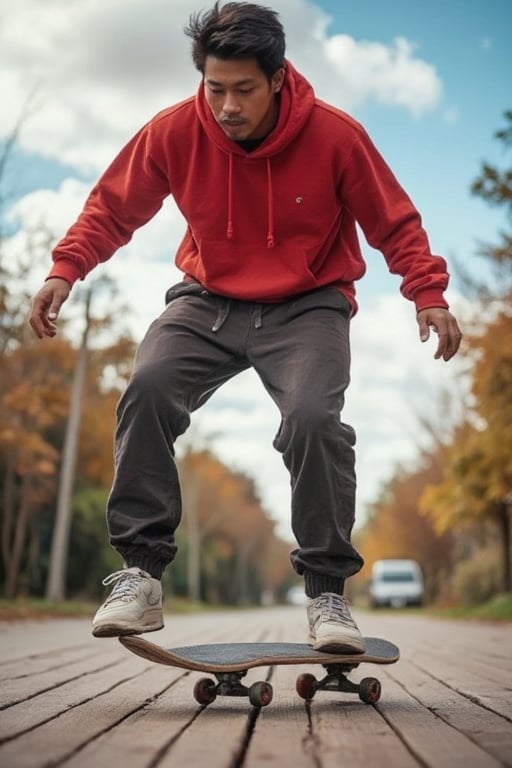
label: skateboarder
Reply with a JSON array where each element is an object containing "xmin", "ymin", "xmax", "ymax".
[{"xmin": 29, "ymin": 2, "xmax": 462, "ymax": 651}]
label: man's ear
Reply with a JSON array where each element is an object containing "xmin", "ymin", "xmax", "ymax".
[{"xmin": 273, "ymin": 68, "xmax": 285, "ymax": 93}]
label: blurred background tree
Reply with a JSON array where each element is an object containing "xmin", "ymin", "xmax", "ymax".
[{"xmin": 355, "ymin": 110, "xmax": 512, "ymax": 608}]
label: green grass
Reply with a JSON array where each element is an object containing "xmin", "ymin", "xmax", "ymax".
[
  {"xmin": 0, "ymin": 598, "xmax": 97, "ymax": 620},
  {"xmin": 428, "ymin": 593, "xmax": 512, "ymax": 622},
  {"xmin": 2, "ymin": 593, "xmax": 511, "ymax": 622},
  {"xmin": 0, "ymin": 595, "xmax": 224, "ymax": 621},
  {"xmin": 354, "ymin": 592, "xmax": 512, "ymax": 622}
]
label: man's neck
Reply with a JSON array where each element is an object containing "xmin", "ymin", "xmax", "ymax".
[{"xmin": 235, "ymin": 137, "xmax": 266, "ymax": 153}]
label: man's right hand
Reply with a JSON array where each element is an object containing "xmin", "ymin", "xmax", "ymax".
[{"xmin": 29, "ymin": 277, "xmax": 71, "ymax": 339}]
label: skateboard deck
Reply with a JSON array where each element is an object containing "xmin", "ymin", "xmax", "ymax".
[{"xmin": 119, "ymin": 636, "xmax": 399, "ymax": 707}]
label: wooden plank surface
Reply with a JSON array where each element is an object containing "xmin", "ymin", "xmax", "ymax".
[{"xmin": 1, "ymin": 606, "xmax": 511, "ymax": 768}]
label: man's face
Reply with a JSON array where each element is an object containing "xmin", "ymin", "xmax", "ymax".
[{"xmin": 203, "ymin": 56, "xmax": 285, "ymax": 141}]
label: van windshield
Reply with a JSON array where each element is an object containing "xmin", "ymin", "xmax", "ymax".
[{"xmin": 379, "ymin": 572, "xmax": 416, "ymax": 583}]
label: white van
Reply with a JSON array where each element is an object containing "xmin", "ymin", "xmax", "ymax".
[{"xmin": 369, "ymin": 559, "xmax": 424, "ymax": 608}]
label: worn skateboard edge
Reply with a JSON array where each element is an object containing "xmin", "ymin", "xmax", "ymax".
[{"xmin": 119, "ymin": 636, "xmax": 399, "ymax": 673}]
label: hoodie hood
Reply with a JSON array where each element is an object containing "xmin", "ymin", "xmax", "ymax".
[
  {"xmin": 195, "ymin": 60, "xmax": 316, "ymax": 247},
  {"xmin": 195, "ymin": 59, "xmax": 316, "ymax": 158}
]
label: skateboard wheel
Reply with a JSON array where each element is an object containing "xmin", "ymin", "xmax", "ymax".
[
  {"xmin": 359, "ymin": 677, "xmax": 381, "ymax": 704},
  {"xmin": 249, "ymin": 681, "xmax": 273, "ymax": 707},
  {"xmin": 193, "ymin": 677, "xmax": 217, "ymax": 705},
  {"xmin": 296, "ymin": 673, "xmax": 317, "ymax": 700}
]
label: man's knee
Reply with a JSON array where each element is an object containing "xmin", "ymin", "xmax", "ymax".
[
  {"xmin": 119, "ymin": 365, "xmax": 189, "ymax": 434},
  {"xmin": 122, "ymin": 364, "xmax": 168, "ymax": 406},
  {"xmin": 275, "ymin": 402, "xmax": 346, "ymax": 451}
]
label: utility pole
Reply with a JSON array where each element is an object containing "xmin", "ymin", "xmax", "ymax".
[{"xmin": 46, "ymin": 289, "xmax": 91, "ymax": 601}]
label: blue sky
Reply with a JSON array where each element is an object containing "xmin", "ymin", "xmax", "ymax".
[
  {"xmin": 315, "ymin": 0, "xmax": 511, "ymax": 302},
  {"xmin": 1, "ymin": 0, "xmax": 510, "ymax": 537},
  {"xmin": 2, "ymin": 1, "xmax": 509, "ymax": 299}
]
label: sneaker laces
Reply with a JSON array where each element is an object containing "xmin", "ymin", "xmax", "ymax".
[
  {"xmin": 313, "ymin": 594, "xmax": 355, "ymax": 627},
  {"xmin": 101, "ymin": 569, "xmax": 145, "ymax": 605}
]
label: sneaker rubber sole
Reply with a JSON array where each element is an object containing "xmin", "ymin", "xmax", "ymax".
[
  {"xmin": 309, "ymin": 632, "xmax": 366, "ymax": 654},
  {"xmin": 92, "ymin": 613, "xmax": 164, "ymax": 638}
]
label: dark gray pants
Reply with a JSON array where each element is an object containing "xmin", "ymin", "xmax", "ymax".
[{"xmin": 107, "ymin": 283, "xmax": 363, "ymax": 595}]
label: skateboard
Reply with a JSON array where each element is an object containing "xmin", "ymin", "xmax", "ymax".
[{"xmin": 119, "ymin": 636, "xmax": 399, "ymax": 707}]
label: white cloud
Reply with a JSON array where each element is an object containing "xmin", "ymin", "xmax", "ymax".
[
  {"xmin": 1, "ymin": 0, "xmax": 201, "ymax": 169},
  {"xmin": 1, "ymin": 0, "xmax": 443, "ymax": 171},
  {"xmin": 323, "ymin": 35, "xmax": 441, "ymax": 115},
  {"xmin": 7, "ymin": 178, "xmax": 90, "ymax": 234},
  {"xmin": 6, "ymin": 179, "xmax": 187, "ymax": 333}
]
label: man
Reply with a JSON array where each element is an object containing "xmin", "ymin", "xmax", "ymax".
[{"xmin": 29, "ymin": 2, "xmax": 462, "ymax": 652}]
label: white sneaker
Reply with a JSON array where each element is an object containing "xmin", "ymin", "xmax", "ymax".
[
  {"xmin": 307, "ymin": 593, "xmax": 365, "ymax": 653},
  {"xmin": 92, "ymin": 567, "xmax": 163, "ymax": 638}
]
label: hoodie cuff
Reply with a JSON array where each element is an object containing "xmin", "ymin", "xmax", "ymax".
[
  {"xmin": 47, "ymin": 258, "xmax": 84, "ymax": 287},
  {"xmin": 414, "ymin": 290, "xmax": 449, "ymax": 313}
]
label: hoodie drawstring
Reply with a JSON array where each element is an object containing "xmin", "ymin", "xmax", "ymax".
[
  {"xmin": 226, "ymin": 153, "xmax": 234, "ymax": 240},
  {"xmin": 226, "ymin": 153, "xmax": 275, "ymax": 248},
  {"xmin": 265, "ymin": 158, "xmax": 275, "ymax": 249}
]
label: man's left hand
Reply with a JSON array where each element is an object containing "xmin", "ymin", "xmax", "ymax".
[{"xmin": 417, "ymin": 308, "xmax": 462, "ymax": 361}]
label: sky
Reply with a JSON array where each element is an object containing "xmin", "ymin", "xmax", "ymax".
[{"xmin": 1, "ymin": 0, "xmax": 510, "ymax": 543}]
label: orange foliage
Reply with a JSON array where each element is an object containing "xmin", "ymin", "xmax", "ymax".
[
  {"xmin": 419, "ymin": 312, "xmax": 512, "ymax": 591},
  {"xmin": 178, "ymin": 448, "xmax": 293, "ymax": 599},
  {"xmin": 0, "ymin": 337, "xmax": 73, "ymax": 481},
  {"xmin": 356, "ymin": 454, "xmax": 454, "ymax": 602}
]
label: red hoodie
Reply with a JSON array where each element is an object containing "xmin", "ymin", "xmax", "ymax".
[{"xmin": 49, "ymin": 60, "xmax": 449, "ymax": 314}]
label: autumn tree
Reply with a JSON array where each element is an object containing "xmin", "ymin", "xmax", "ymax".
[
  {"xmin": 0, "ymin": 208, "xmax": 136, "ymax": 597},
  {"xmin": 1, "ymin": 338, "xmax": 73, "ymax": 596},
  {"xmin": 460, "ymin": 109, "xmax": 512, "ymax": 301},
  {"xmin": 0, "ymin": 114, "xmax": 67, "ymax": 595},
  {"xmin": 355, "ymin": 450, "xmax": 455, "ymax": 604},
  {"xmin": 420, "ymin": 311, "xmax": 512, "ymax": 592},
  {"xmin": 176, "ymin": 447, "xmax": 293, "ymax": 605},
  {"xmin": 179, "ymin": 447, "xmax": 238, "ymax": 602},
  {"xmin": 214, "ymin": 470, "xmax": 275, "ymax": 605},
  {"xmin": 0, "ymin": 196, "xmax": 68, "ymax": 597},
  {"xmin": 419, "ymin": 111, "xmax": 512, "ymax": 596}
]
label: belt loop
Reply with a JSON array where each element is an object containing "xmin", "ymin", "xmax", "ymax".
[{"xmin": 254, "ymin": 304, "xmax": 262, "ymax": 329}]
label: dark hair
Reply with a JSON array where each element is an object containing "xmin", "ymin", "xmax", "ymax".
[{"xmin": 184, "ymin": 1, "xmax": 285, "ymax": 81}]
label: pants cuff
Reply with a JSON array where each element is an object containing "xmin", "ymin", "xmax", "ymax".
[{"xmin": 304, "ymin": 571, "xmax": 345, "ymax": 598}]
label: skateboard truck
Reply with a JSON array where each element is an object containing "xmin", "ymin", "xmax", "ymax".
[
  {"xmin": 194, "ymin": 671, "xmax": 273, "ymax": 707},
  {"xmin": 296, "ymin": 662, "xmax": 382, "ymax": 704},
  {"xmin": 195, "ymin": 663, "xmax": 381, "ymax": 707}
]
